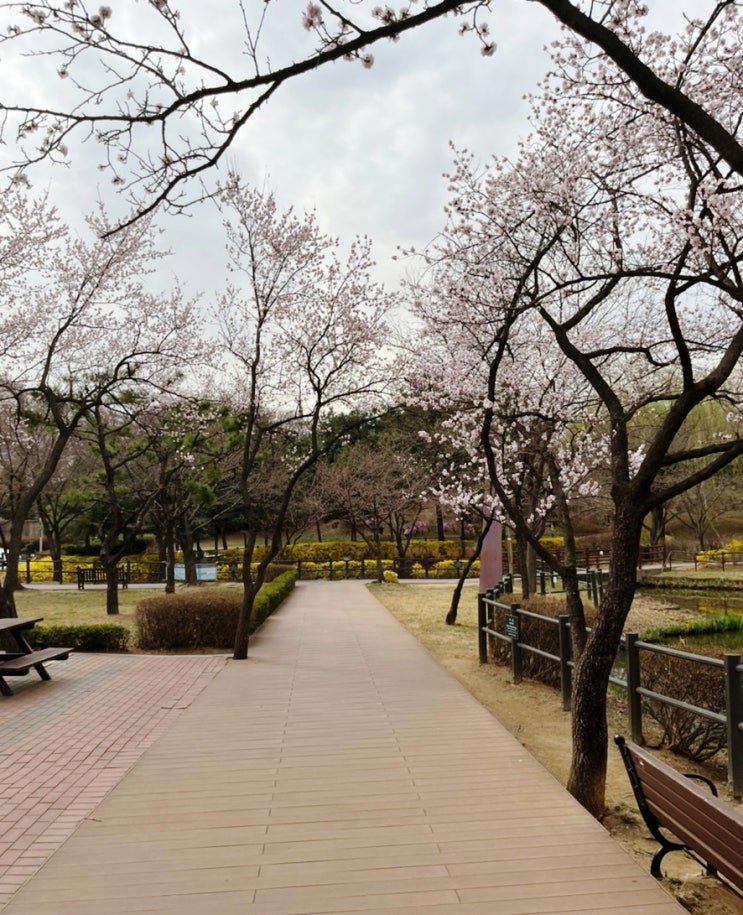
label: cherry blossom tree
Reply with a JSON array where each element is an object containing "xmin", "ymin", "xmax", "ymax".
[
  {"xmin": 0, "ymin": 3, "xmax": 742, "ymax": 229},
  {"xmin": 409, "ymin": 4, "xmax": 743, "ymax": 815},
  {"xmin": 216, "ymin": 176, "xmax": 395, "ymax": 658},
  {"xmin": 0, "ymin": 194, "xmax": 200, "ymax": 615}
]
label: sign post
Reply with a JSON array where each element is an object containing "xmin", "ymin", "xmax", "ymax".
[{"xmin": 478, "ymin": 519, "xmax": 502, "ymax": 593}]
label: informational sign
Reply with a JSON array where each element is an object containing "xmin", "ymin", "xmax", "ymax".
[
  {"xmin": 505, "ymin": 613, "xmax": 520, "ymax": 640},
  {"xmin": 173, "ymin": 563, "xmax": 217, "ymax": 582}
]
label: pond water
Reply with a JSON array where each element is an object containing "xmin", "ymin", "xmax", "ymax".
[
  {"xmin": 634, "ymin": 587, "xmax": 743, "ymax": 651},
  {"xmin": 637, "ymin": 587, "xmax": 743, "ymax": 617}
]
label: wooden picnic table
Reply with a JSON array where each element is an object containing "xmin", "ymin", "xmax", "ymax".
[{"xmin": 0, "ymin": 618, "xmax": 71, "ymax": 697}]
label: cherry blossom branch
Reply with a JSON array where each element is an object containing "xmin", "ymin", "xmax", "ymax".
[{"xmin": 1, "ymin": 1, "xmax": 742, "ymax": 230}]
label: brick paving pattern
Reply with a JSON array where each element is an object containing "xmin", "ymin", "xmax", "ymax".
[{"xmin": 0, "ymin": 653, "xmax": 226, "ymax": 906}]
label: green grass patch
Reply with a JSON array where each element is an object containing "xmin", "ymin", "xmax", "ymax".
[{"xmin": 640, "ymin": 614, "xmax": 743, "ymax": 645}]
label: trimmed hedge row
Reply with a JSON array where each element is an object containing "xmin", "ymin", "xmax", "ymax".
[
  {"xmin": 135, "ymin": 571, "xmax": 296, "ymax": 651},
  {"xmin": 30, "ymin": 624, "xmax": 130, "ymax": 653}
]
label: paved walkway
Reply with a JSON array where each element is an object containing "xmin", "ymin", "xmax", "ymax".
[{"xmin": 1, "ymin": 582, "xmax": 683, "ymax": 914}]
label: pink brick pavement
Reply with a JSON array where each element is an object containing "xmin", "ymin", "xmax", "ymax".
[{"xmin": 0, "ymin": 652, "xmax": 226, "ymax": 906}]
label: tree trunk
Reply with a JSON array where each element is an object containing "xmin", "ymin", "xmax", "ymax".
[
  {"xmin": 164, "ymin": 523, "xmax": 176, "ymax": 594},
  {"xmin": 445, "ymin": 552, "xmax": 478, "ymax": 624},
  {"xmin": 649, "ymin": 505, "xmax": 665, "ymax": 547},
  {"xmin": 234, "ymin": 552, "xmax": 261, "ymax": 659},
  {"xmin": 233, "ymin": 584, "xmax": 255, "ymax": 659},
  {"xmin": 567, "ymin": 511, "xmax": 641, "ymax": 816},
  {"xmin": 373, "ymin": 527, "xmax": 384, "ymax": 583},
  {"xmin": 446, "ymin": 515, "xmax": 492, "ymax": 625},
  {"xmin": 524, "ymin": 542, "xmax": 537, "ymax": 597},
  {"xmin": 105, "ymin": 560, "xmax": 120, "ymax": 615},
  {"xmin": 182, "ymin": 537, "xmax": 198, "ymax": 585},
  {"xmin": 436, "ymin": 503, "xmax": 445, "ymax": 541},
  {"xmin": 0, "ymin": 584, "xmax": 16, "ymax": 619},
  {"xmin": 3, "ymin": 521, "xmax": 28, "ymax": 598},
  {"xmin": 517, "ymin": 539, "xmax": 528, "ymax": 596},
  {"xmin": 562, "ymin": 566, "xmax": 588, "ymax": 659}
]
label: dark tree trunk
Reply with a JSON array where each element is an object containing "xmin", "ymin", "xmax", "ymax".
[
  {"xmin": 567, "ymin": 510, "xmax": 641, "ymax": 816},
  {"xmin": 649, "ymin": 505, "xmax": 665, "ymax": 547},
  {"xmin": 3, "ymin": 522, "xmax": 28, "ymax": 598},
  {"xmin": 164, "ymin": 523, "xmax": 176, "ymax": 594},
  {"xmin": 182, "ymin": 536, "xmax": 198, "ymax": 585},
  {"xmin": 233, "ymin": 573, "xmax": 259, "ymax": 660},
  {"xmin": 0, "ymin": 584, "xmax": 16, "ymax": 618},
  {"xmin": 446, "ymin": 515, "xmax": 492, "ymax": 625},
  {"xmin": 373, "ymin": 526, "xmax": 384, "ymax": 583},
  {"xmin": 105, "ymin": 560, "xmax": 120, "ymax": 615},
  {"xmin": 517, "ymin": 539, "xmax": 529, "ymax": 596},
  {"xmin": 233, "ymin": 535, "xmax": 265, "ymax": 659},
  {"xmin": 436, "ymin": 503, "xmax": 445, "ymax": 541}
]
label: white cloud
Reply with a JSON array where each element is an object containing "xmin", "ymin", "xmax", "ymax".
[{"xmin": 0, "ymin": 0, "xmax": 562, "ymax": 298}]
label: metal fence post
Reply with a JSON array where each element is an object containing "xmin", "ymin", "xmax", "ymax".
[
  {"xmin": 510, "ymin": 603, "xmax": 522, "ymax": 685},
  {"xmin": 625, "ymin": 633, "xmax": 643, "ymax": 744},
  {"xmin": 724, "ymin": 654, "xmax": 743, "ymax": 798},
  {"xmin": 486, "ymin": 589, "xmax": 496, "ymax": 659},
  {"xmin": 477, "ymin": 592, "xmax": 488, "ymax": 664},
  {"xmin": 558, "ymin": 615, "xmax": 571, "ymax": 711}
]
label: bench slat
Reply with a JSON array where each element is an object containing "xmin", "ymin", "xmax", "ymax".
[
  {"xmin": 642, "ymin": 779, "xmax": 743, "ymax": 885},
  {"xmin": 617, "ymin": 736, "xmax": 743, "ymax": 892},
  {"xmin": 0, "ymin": 648, "xmax": 71, "ymax": 674}
]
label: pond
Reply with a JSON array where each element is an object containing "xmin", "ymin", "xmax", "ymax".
[
  {"xmin": 635, "ymin": 587, "xmax": 743, "ymax": 652},
  {"xmin": 636, "ymin": 587, "xmax": 743, "ymax": 617}
]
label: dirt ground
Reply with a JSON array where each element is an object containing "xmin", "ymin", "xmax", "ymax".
[{"xmin": 372, "ymin": 583, "xmax": 743, "ymax": 915}]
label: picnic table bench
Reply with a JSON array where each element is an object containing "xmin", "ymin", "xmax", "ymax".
[
  {"xmin": 615, "ymin": 735, "xmax": 743, "ymax": 892},
  {"xmin": 0, "ymin": 618, "xmax": 72, "ymax": 697},
  {"xmin": 77, "ymin": 566, "xmax": 129, "ymax": 590}
]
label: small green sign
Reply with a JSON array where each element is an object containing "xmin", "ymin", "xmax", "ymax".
[{"xmin": 505, "ymin": 614, "xmax": 520, "ymax": 640}]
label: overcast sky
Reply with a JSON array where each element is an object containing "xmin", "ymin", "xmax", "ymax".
[{"xmin": 3, "ymin": 1, "xmax": 565, "ymax": 305}]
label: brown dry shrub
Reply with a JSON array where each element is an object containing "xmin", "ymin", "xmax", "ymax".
[
  {"xmin": 640, "ymin": 645, "xmax": 726, "ymax": 762},
  {"xmin": 137, "ymin": 590, "xmax": 241, "ymax": 650},
  {"xmin": 136, "ymin": 572, "xmax": 295, "ymax": 650},
  {"xmin": 490, "ymin": 596, "xmax": 567, "ymax": 688}
]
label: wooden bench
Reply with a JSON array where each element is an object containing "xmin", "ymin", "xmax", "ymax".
[
  {"xmin": 0, "ymin": 647, "xmax": 72, "ymax": 696},
  {"xmin": 615, "ymin": 735, "xmax": 743, "ymax": 892},
  {"xmin": 77, "ymin": 566, "xmax": 129, "ymax": 590},
  {"xmin": 0, "ymin": 618, "xmax": 72, "ymax": 696}
]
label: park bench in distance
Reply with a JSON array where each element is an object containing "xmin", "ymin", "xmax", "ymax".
[
  {"xmin": 0, "ymin": 618, "xmax": 72, "ymax": 697},
  {"xmin": 77, "ymin": 566, "xmax": 129, "ymax": 590},
  {"xmin": 615, "ymin": 734, "xmax": 743, "ymax": 894}
]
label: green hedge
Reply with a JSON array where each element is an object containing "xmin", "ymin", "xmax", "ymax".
[
  {"xmin": 30, "ymin": 624, "xmax": 130, "ymax": 652},
  {"xmin": 135, "ymin": 571, "xmax": 296, "ymax": 651}
]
